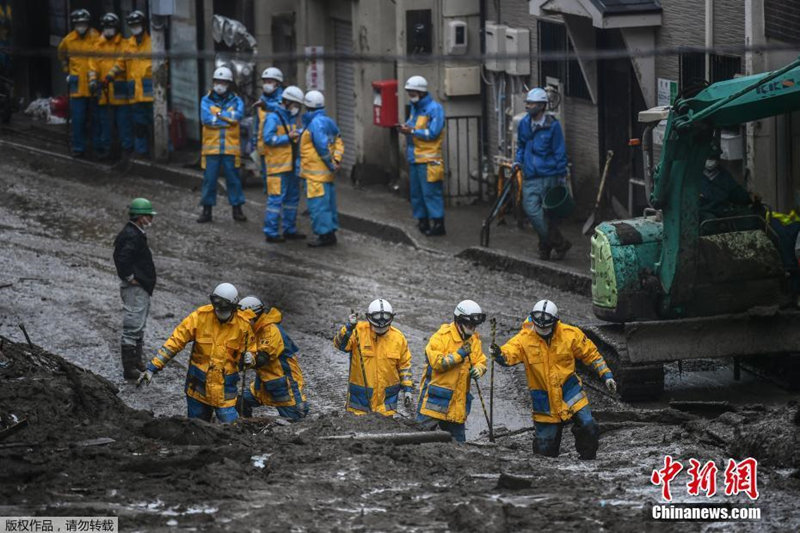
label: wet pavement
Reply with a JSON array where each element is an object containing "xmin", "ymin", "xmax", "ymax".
[{"xmin": 1, "ymin": 127, "xmax": 799, "ymax": 531}]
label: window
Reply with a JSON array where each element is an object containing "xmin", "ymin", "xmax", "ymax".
[
  {"xmin": 681, "ymin": 52, "xmax": 741, "ymax": 90},
  {"xmin": 537, "ymin": 21, "xmax": 590, "ymax": 99},
  {"xmin": 711, "ymin": 54, "xmax": 741, "ymax": 83},
  {"xmin": 406, "ymin": 9, "xmax": 432, "ymax": 55}
]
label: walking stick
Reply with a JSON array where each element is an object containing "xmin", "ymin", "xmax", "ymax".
[
  {"xmin": 489, "ymin": 318, "xmax": 496, "ymax": 442},
  {"xmin": 464, "ymin": 341, "xmax": 491, "ymax": 433},
  {"xmin": 351, "ymin": 309, "xmax": 372, "ymax": 413},
  {"xmin": 237, "ymin": 332, "xmax": 250, "ymax": 416}
]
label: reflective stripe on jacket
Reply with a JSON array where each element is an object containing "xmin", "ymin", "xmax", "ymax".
[
  {"xmin": 253, "ymin": 89, "xmax": 283, "ymax": 155},
  {"xmin": 89, "ymin": 33, "xmax": 128, "ymax": 105},
  {"xmin": 249, "ymin": 308, "xmax": 306, "ymax": 407},
  {"xmin": 497, "ymin": 320, "xmax": 612, "ymax": 423},
  {"xmin": 333, "ymin": 321, "xmax": 413, "ymax": 416},
  {"xmin": 514, "ymin": 115, "xmax": 567, "ymax": 178},
  {"xmin": 262, "ymin": 106, "xmax": 297, "ymax": 176},
  {"xmin": 57, "ymin": 29, "xmax": 100, "ymax": 98},
  {"xmin": 298, "ymin": 109, "xmax": 344, "ymax": 183},
  {"xmin": 119, "ymin": 33, "xmax": 153, "ymax": 103},
  {"xmin": 149, "ymin": 305, "xmax": 256, "ymax": 408},
  {"xmin": 201, "ymin": 91, "xmax": 244, "ymax": 165},
  {"xmin": 417, "ymin": 323, "xmax": 486, "ymax": 424},
  {"xmin": 404, "ymin": 93, "xmax": 445, "ymax": 164}
]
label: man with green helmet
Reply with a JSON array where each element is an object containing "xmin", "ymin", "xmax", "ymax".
[{"xmin": 113, "ymin": 198, "xmax": 156, "ymax": 380}]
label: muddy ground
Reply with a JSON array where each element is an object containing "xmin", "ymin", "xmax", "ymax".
[{"xmin": 1, "ymin": 143, "xmax": 799, "ymax": 531}]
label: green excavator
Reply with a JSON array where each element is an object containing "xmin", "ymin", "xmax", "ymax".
[{"xmin": 587, "ymin": 56, "xmax": 800, "ymax": 401}]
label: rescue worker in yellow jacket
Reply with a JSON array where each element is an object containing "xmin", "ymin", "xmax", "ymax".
[
  {"xmin": 137, "ymin": 283, "xmax": 257, "ymax": 424},
  {"xmin": 333, "ymin": 299, "xmax": 414, "ymax": 416},
  {"xmin": 57, "ymin": 9, "xmax": 99, "ymax": 158},
  {"xmin": 490, "ymin": 299, "xmax": 617, "ymax": 459},
  {"xmin": 238, "ymin": 296, "xmax": 309, "ymax": 421},
  {"xmin": 117, "ymin": 10, "xmax": 152, "ymax": 157},
  {"xmin": 416, "ymin": 300, "xmax": 487, "ymax": 442},
  {"xmin": 197, "ymin": 66, "xmax": 247, "ymax": 224},
  {"xmin": 88, "ymin": 13, "xmax": 130, "ymax": 160},
  {"xmin": 299, "ymin": 90, "xmax": 345, "ymax": 247}
]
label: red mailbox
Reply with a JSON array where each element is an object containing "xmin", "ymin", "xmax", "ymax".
[{"xmin": 372, "ymin": 79, "xmax": 398, "ymax": 127}]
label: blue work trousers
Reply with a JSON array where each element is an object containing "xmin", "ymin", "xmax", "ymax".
[
  {"xmin": 307, "ymin": 181, "xmax": 339, "ymax": 236},
  {"xmin": 131, "ymin": 102, "xmax": 153, "ymax": 155},
  {"xmin": 522, "ymin": 176, "xmax": 561, "ymax": 240},
  {"xmin": 202, "ymin": 154, "xmax": 246, "ymax": 207},
  {"xmin": 69, "ymin": 97, "xmax": 100, "ymax": 154},
  {"xmin": 416, "ymin": 414, "xmax": 466, "ymax": 443},
  {"xmin": 186, "ymin": 396, "xmax": 239, "ymax": 424},
  {"xmin": 96, "ymin": 104, "xmax": 132, "ymax": 155},
  {"xmin": 409, "ymin": 162, "xmax": 444, "ymax": 220},
  {"xmin": 263, "ymin": 170, "xmax": 301, "ymax": 237},
  {"xmin": 534, "ymin": 405, "xmax": 599, "ymax": 459},
  {"xmin": 242, "ymin": 388, "xmax": 309, "ymax": 421}
]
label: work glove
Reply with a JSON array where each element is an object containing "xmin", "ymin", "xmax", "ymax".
[
  {"xmin": 489, "ymin": 343, "xmax": 502, "ymax": 359},
  {"xmin": 65, "ymin": 75, "xmax": 71, "ymax": 84},
  {"xmin": 469, "ymin": 366, "xmax": 482, "ymax": 380},
  {"xmin": 511, "ymin": 162, "xmax": 521, "ymax": 174},
  {"xmin": 605, "ymin": 378, "xmax": 617, "ymax": 394},
  {"xmin": 403, "ymin": 391, "xmax": 414, "ymax": 409},
  {"xmin": 457, "ymin": 342, "xmax": 471, "ymax": 359},
  {"xmin": 137, "ymin": 369, "xmax": 154, "ymax": 387},
  {"xmin": 243, "ymin": 351, "xmax": 255, "ymax": 368}
]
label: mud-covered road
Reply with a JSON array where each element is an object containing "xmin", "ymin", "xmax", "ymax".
[{"xmin": 1, "ymin": 144, "xmax": 799, "ymax": 531}]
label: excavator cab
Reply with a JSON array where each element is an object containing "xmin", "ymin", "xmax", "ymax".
[{"xmin": 587, "ymin": 57, "xmax": 800, "ymax": 401}]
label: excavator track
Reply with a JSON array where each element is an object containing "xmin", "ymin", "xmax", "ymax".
[{"xmin": 582, "ymin": 324, "xmax": 664, "ymax": 402}]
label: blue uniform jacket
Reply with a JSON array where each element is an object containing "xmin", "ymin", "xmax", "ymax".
[
  {"xmin": 404, "ymin": 93, "xmax": 445, "ymax": 164},
  {"xmin": 302, "ymin": 109, "xmax": 340, "ymax": 172},
  {"xmin": 252, "ymin": 88, "xmax": 283, "ymax": 146},
  {"xmin": 263, "ymin": 105, "xmax": 294, "ymax": 147},
  {"xmin": 515, "ymin": 115, "xmax": 567, "ymax": 178},
  {"xmin": 201, "ymin": 91, "xmax": 244, "ymax": 127}
]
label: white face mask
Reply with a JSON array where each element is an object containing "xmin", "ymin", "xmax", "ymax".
[
  {"xmin": 409, "ymin": 95, "xmax": 420, "ymax": 103},
  {"xmin": 213, "ymin": 83, "xmax": 228, "ymax": 96},
  {"xmin": 263, "ymin": 82, "xmax": 277, "ymax": 94},
  {"xmin": 75, "ymin": 23, "xmax": 89, "ymax": 35},
  {"xmin": 533, "ymin": 324, "xmax": 553, "ymax": 337},
  {"xmin": 705, "ymin": 159, "xmax": 719, "ymax": 171},
  {"xmin": 130, "ymin": 25, "xmax": 143, "ymax": 36},
  {"xmin": 371, "ymin": 324, "xmax": 389, "ymax": 336},
  {"xmin": 289, "ymin": 106, "xmax": 300, "ymax": 117},
  {"xmin": 103, "ymin": 28, "xmax": 116, "ymax": 38}
]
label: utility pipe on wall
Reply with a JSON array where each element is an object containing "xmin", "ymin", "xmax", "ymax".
[{"xmin": 705, "ymin": 0, "xmax": 714, "ymax": 81}]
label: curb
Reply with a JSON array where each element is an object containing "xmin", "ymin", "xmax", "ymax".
[
  {"xmin": 456, "ymin": 246, "xmax": 592, "ymax": 297},
  {"xmin": 338, "ymin": 213, "xmax": 420, "ymax": 249}
]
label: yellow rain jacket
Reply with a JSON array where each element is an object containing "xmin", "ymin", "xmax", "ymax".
[
  {"xmin": 57, "ymin": 29, "xmax": 100, "ymax": 98},
  {"xmin": 149, "ymin": 305, "xmax": 256, "ymax": 408},
  {"xmin": 119, "ymin": 33, "xmax": 153, "ymax": 103},
  {"xmin": 200, "ymin": 90, "xmax": 245, "ymax": 168},
  {"xmin": 417, "ymin": 323, "xmax": 487, "ymax": 424},
  {"xmin": 498, "ymin": 320, "xmax": 613, "ymax": 424},
  {"xmin": 333, "ymin": 321, "xmax": 413, "ymax": 416},
  {"xmin": 88, "ymin": 33, "xmax": 127, "ymax": 105},
  {"xmin": 249, "ymin": 308, "xmax": 306, "ymax": 407}
]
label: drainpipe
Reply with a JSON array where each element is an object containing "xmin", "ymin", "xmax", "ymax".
[
  {"xmin": 705, "ymin": 0, "xmax": 713, "ymax": 81},
  {"xmin": 480, "ymin": 0, "xmax": 489, "ymax": 199}
]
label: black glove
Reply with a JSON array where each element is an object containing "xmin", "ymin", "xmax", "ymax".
[{"xmin": 490, "ymin": 343, "xmax": 502, "ymax": 358}]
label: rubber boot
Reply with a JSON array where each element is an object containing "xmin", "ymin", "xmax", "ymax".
[
  {"xmin": 135, "ymin": 339, "xmax": 146, "ymax": 372},
  {"xmin": 425, "ymin": 218, "xmax": 446, "ymax": 237},
  {"xmin": 232, "ymin": 204, "xmax": 247, "ymax": 222},
  {"xmin": 197, "ymin": 205, "xmax": 212, "ymax": 223},
  {"xmin": 572, "ymin": 417, "xmax": 599, "ymax": 460},
  {"xmin": 283, "ymin": 231, "xmax": 306, "ymax": 240},
  {"xmin": 121, "ymin": 344, "xmax": 140, "ymax": 380},
  {"xmin": 417, "ymin": 218, "xmax": 430, "ymax": 235},
  {"xmin": 307, "ymin": 232, "xmax": 336, "ymax": 248}
]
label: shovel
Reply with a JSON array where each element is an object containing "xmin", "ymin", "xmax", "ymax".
[{"xmin": 582, "ymin": 150, "xmax": 614, "ymax": 236}]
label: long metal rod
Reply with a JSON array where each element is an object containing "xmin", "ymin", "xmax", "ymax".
[
  {"xmin": 489, "ymin": 318, "xmax": 496, "ymax": 443},
  {"xmin": 464, "ymin": 345, "xmax": 491, "ymax": 431}
]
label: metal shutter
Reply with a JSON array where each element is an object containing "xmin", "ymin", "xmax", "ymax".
[{"xmin": 333, "ymin": 18, "xmax": 356, "ymax": 175}]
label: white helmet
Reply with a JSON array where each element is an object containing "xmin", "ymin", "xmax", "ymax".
[
  {"xmin": 282, "ymin": 85, "xmax": 304, "ymax": 105},
  {"xmin": 526, "ymin": 87, "xmax": 548, "ymax": 103},
  {"xmin": 367, "ymin": 298, "xmax": 394, "ymax": 332},
  {"xmin": 261, "ymin": 67, "xmax": 284, "ymax": 82},
  {"xmin": 304, "ymin": 90, "xmax": 325, "ymax": 109},
  {"xmin": 405, "ymin": 75, "xmax": 428, "ymax": 92},
  {"xmin": 210, "ymin": 282, "xmax": 238, "ymax": 321},
  {"xmin": 213, "ymin": 66, "xmax": 234, "ymax": 82},
  {"xmin": 239, "ymin": 295, "xmax": 265, "ymax": 317},
  {"xmin": 454, "ymin": 300, "xmax": 485, "ymax": 339},
  {"xmin": 530, "ymin": 299, "xmax": 559, "ymax": 336}
]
